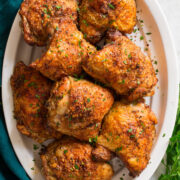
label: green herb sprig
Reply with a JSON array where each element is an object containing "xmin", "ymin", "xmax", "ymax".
[{"xmin": 159, "ymin": 87, "xmax": 180, "ymax": 179}]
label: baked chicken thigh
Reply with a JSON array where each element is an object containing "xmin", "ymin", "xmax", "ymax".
[
  {"xmin": 19, "ymin": 0, "xmax": 78, "ymax": 46},
  {"xmin": 41, "ymin": 137, "xmax": 113, "ymax": 180},
  {"xmin": 46, "ymin": 76, "xmax": 114, "ymax": 141},
  {"xmin": 83, "ymin": 33, "xmax": 157, "ymax": 101},
  {"xmin": 31, "ymin": 19, "xmax": 96, "ymax": 81},
  {"xmin": 97, "ymin": 100, "xmax": 157, "ymax": 176},
  {"xmin": 10, "ymin": 61, "xmax": 61, "ymax": 143},
  {"xmin": 79, "ymin": 0, "xmax": 136, "ymax": 44}
]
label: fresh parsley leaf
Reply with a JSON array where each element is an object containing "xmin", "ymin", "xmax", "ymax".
[{"xmin": 159, "ymin": 86, "xmax": 180, "ymax": 179}]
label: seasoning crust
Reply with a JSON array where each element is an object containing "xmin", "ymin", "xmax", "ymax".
[
  {"xmin": 41, "ymin": 137, "xmax": 113, "ymax": 180},
  {"xmin": 97, "ymin": 100, "xmax": 157, "ymax": 176},
  {"xmin": 10, "ymin": 61, "xmax": 61, "ymax": 143},
  {"xmin": 47, "ymin": 76, "xmax": 114, "ymax": 141},
  {"xmin": 19, "ymin": 0, "xmax": 78, "ymax": 46},
  {"xmin": 83, "ymin": 34, "xmax": 157, "ymax": 101}
]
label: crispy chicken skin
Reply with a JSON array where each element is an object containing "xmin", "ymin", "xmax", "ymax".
[
  {"xmin": 97, "ymin": 100, "xmax": 157, "ymax": 176},
  {"xmin": 41, "ymin": 137, "xmax": 113, "ymax": 180},
  {"xmin": 10, "ymin": 62, "xmax": 61, "ymax": 143},
  {"xmin": 92, "ymin": 145, "xmax": 113, "ymax": 162},
  {"xmin": 30, "ymin": 19, "xmax": 96, "ymax": 81},
  {"xmin": 83, "ymin": 34, "xmax": 158, "ymax": 101},
  {"xmin": 79, "ymin": 0, "xmax": 136, "ymax": 44},
  {"xmin": 46, "ymin": 76, "xmax": 114, "ymax": 141},
  {"xmin": 19, "ymin": 0, "xmax": 78, "ymax": 46}
]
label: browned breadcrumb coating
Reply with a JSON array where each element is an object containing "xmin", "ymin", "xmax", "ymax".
[
  {"xmin": 19, "ymin": 0, "xmax": 78, "ymax": 46},
  {"xmin": 97, "ymin": 100, "xmax": 157, "ymax": 177},
  {"xmin": 30, "ymin": 19, "xmax": 96, "ymax": 81},
  {"xmin": 10, "ymin": 61, "xmax": 62, "ymax": 143},
  {"xmin": 79, "ymin": 0, "xmax": 136, "ymax": 44},
  {"xmin": 83, "ymin": 35, "xmax": 157, "ymax": 101},
  {"xmin": 41, "ymin": 137, "xmax": 114, "ymax": 180},
  {"xmin": 46, "ymin": 76, "xmax": 114, "ymax": 141}
]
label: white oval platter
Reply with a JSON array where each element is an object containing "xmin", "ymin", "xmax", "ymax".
[{"xmin": 2, "ymin": 0, "xmax": 179, "ymax": 179}]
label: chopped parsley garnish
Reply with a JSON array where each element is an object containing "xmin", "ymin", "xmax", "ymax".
[
  {"xmin": 162, "ymin": 133, "xmax": 166, "ymax": 137},
  {"xmin": 140, "ymin": 36, "xmax": 144, "ymax": 40},
  {"xmin": 133, "ymin": 29, "xmax": 137, "ymax": 33},
  {"xmin": 56, "ymin": 5, "xmax": 62, "ymax": 9},
  {"xmin": 33, "ymin": 144, "xmax": 39, "ymax": 150},
  {"xmin": 74, "ymin": 74, "xmax": 84, "ymax": 81},
  {"xmin": 109, "ymin": 20, "xmax": 115, "ymax": 24},
  {"xmin": 84, "ymin": 33, "xmax": 87, "ymax": 38},
  {"xmin": 118, "ymin": 79, "xmax": 125, "ymax": 84},
  {"xmin": 89, "ymin": 136, "xmax": 98, "ymax": 145},
  {"xmin": 87, "ymin": 98, "xmax": 90, "ymax": 103},
  {"xmin": 35, "ymin": 94, "xmax": 40, "ymax": 99},
  {"xmin": 128, "ymin": 128, "xmax": 133, "ymax": 133},
  {"xmin": 125, "ymin": 49, "xmax": 127, "ymax": 55},
  {"xmin": 108, "ymin": 3, "xmax": 115, "ymax": 9},
  {"xmin": 130, "ymin": 134, "xmax": 135, "ymax": 138},
  {"xmin": 101, "ymin": 59, "xmax": 108, "ymax": 62},
  {"xmin": 78, "ymin": 40, "xmax": 82, "ymax": 48},
  {"xmin": 146, "ymin": 32, "xmax": 152, "ymax": 35},
  {"xmin": 74, "ymin": 164, "xmax": 79, "ymax": 170},
  {"xmin": 141, "ymin": 122, "xmax": 145, "ymax": 128},
  {"xmin": 43, "ymin": 8, "xmax": 48, "ymax": 14},
  {"xmin": 128, "ymin": 54, "xmax": 132, "ymax": 59},
  {"xmin": 123, "ymin": 60, "xmax": 127, "ymax": 65},
  {"xmin": 115, "ymin": 146, "xmax": 122, "ymax": 152},
  {"xmin": 82, "ymin": 20, "xmax": 88, "ymax": 26},
  {"xmin": 28, "ymin": 82, "xmax": 37, "ymax": 87},
  {"xmin": 64, "ymin": 150, "xmax": 68, "ymax": 154}
]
